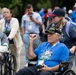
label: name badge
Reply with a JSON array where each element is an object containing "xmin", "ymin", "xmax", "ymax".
[
  {"xmin": 28, "ymin": 25, "xmax": 32, "ymax": 30},
  {"xmin": 38, "ymin": 60, "xmax": 44, "ymax": 65}
]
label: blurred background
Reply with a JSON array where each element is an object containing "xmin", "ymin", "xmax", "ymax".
[{"xmin": 0, "ymin": 0, "xmax": 76, "ymax": 22}]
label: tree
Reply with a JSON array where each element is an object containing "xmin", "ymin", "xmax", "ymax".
[{"xmin": 0, "ymin": 0, "xmax": 76, "ymax": 22}]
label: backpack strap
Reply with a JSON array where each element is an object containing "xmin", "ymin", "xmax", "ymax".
[{"xmin": 65, "ymin": 22, "xmax": 70, "ymax": 38}]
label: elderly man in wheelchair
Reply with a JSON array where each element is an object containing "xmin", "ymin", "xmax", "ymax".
[{"xmin": 16, "ymin": 26, "xmax": 75, "ymax": 75}]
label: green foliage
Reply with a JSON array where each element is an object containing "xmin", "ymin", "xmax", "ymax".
[
  {"xmin": 37, "ymin": 0, "xmax": 52, "ymax": 10},
  {"xmin": 0, "ymin": 0, "xmax": 76, "ymax": 22}
]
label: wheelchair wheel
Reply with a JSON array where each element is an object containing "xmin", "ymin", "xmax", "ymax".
[
  {"xmin": 3, "ymin": 53, "xmax": 15, "ymax": 75},
  {"xmin": 0, "ymin": 62, "xmax": 5, "ymax": 75},
  {"xmin": 8, "ymin": 54, "xmax": 16, "ymax": 75},
  {"xmin": 62, "ymin": 69, "xmax": 76, "ymax": 75}
]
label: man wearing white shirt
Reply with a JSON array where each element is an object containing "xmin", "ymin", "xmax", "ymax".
[{"xmin": 21, "ymin": 4, "xmax": 42, "ymax": 66}]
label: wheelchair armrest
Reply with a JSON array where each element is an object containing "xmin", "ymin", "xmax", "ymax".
[
  {"xmin": 28, "ymin": 56, "xmax": 37, "ymax": 67},
  {"xmin": 59, "ymin": 61, "xmax": 70, "ymax": 72},
  {"xmin": 60, "ymin": 61, "xmax": 70, "ymax": 65},
  {"xmin": 29, "ymin": 56, "xmax": 37, "ymax": 61}
]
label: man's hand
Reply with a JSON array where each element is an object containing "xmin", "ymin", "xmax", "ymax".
[
  {"xmin": 29, "ymin": 15, "xmax": 41, "ymax": 25},
  {"xmin": 70, "ymin": 46, "xmax": 76, "ymax": 54},
  {"xmin": 7, "ymin": 37, "xmax": 12, "ymax": 40},
  {"xmin": 30, "ymin": 16, "xmax": 35, "ymax": 22},
  {"xmin": 39, "ymin": 64, "xmax": 51, "ymax": 71},
  {"xmin": 30, "ymin": 34, "xmax": 37, "ymax": 41}
]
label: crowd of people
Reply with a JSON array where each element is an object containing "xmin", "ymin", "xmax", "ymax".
[{"xmin": 0, "ymin": 3, "xmax": 76, "ymax": 75}]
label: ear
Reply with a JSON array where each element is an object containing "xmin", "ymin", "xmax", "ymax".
[{"xmin": 57, "ymin": 34, "xmax": 61, "ymax": 40}]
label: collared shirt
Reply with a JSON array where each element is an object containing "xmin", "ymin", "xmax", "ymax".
[
  {"xmin": 52, "ymin": 41, "xmax": 59, "ymax": 48},
  {"xmin": 21, "ymin": 12, "xmax": 42, "ymax": 34}
]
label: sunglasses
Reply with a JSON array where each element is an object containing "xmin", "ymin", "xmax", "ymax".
[{"xmin": 52, "ymin": 16, "xmax": 57, "ymax": 19}]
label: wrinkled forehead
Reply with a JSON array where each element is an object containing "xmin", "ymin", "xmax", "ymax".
[{"xmin": 48, "ymin": 33, "xmax": 60, "ymax": 36}]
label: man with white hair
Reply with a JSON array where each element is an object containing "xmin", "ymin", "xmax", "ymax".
[{"xmin": 16, "ymin": 26, "xmax": 69, "ymax": 75}]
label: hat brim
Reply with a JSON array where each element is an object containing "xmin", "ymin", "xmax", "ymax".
[
  {"xmin": 49, "ymin": 14, "xmax": 56, "ymax": 17},
  {"xmin": 45, "ymin": 30, "xmax": 55, "ymax": 34}
]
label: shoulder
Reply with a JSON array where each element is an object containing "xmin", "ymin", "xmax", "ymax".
[
  {"xmin": 22, "ymin": 14, "xmax": 27, "ymax": 18},
  {"xmin": 69, "ymin": 22, "xmax": 76, "ymax": 30},
  {"xmin": 33, "ymin": 12, "xmax": 40, "ymax": 16},
  {"xmin": 21, "ymin": 14, "xmax": 27, "ymax": 20},
  {"xmin": 11, "ymin": 17, "xmax": 18, "ymax": 20},
  {"xmin": 11, "ymin": 17, "xmax": 18, "ymax": 21},
  {"xmin": 40, "ymin": 42, "xmax": 49, "ymax": 46},
  {"xmin": 11, "ymin": 18, "xmax": 19, "ymax": 22},
  {"xmin": 58, "ymin": 43, "xmax": 68, "ymax": 49},
  {"xmin": 60, "ymin": 43, "xmax": 67, "ymax": 47}
]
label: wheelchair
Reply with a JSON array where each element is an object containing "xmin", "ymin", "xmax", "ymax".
[
  {"xmin": 54, "ymin": 62, "xmax": 76, "ymax": 75},
  {"xmin": 28, "ymin": 57, "xmax": 76, "ymax": 75},
  {"xmin": 0, "ymin": 51, "xmax": 15, "ymax": 75}
]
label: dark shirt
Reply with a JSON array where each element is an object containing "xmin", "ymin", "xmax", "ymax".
[{"xmin": 61, "ymin": 24, "xmax": 76, "ymax": 49}]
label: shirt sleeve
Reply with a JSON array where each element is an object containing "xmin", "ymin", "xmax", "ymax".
[
  {"xmin": 21, "ymin": 16, "xmax": 26, "ymax": 28},
  {"xmin": 69, "ymin": 24, "xmax": 76, "ymax": 39},
  {"xmin": 37, "ymin": 13, "xmax": 42, "ymax": 25},
  {"xmin": 34, "ymin": 44, "xmax": 41, "ymax": 56},
  {"xmin": 59, "ymin": 45, "xmax": 69, "ymax": 62}
]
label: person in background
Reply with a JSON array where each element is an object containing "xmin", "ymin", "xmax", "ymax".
[
  {"xmin": 16, "ymin": 26, "xmax": 69, "ymax": 75},
  {"xmin": 41, "ymin": 8, "xmax": 52, "ymax": 42},
  {"xmin": 1, "ymin": 7, "xmax": 7, "ymax": 18},
  {"xmin": 21, "ymin": 4, "xmax": 42, "ymax": 67},
  {"xmin": 47, "ymin": 8, "xmax": 76, "ymax": 69},
  {"xmin": 39, "ymin": 8, "xmax": 45, "ymax": 18},
  {"xmin": 68, "ymin": 9, "xmax": 73, "ymax": 17},
  {"xmin": 44, "ymin": 8, "xmax": 52, "ymax": 27},
  {"xmin": 0, "ymin": 32, "xmax": 9, "ymax": 52},
  {"xmin": 70, "ymin": 3, "xmax": 76, "ymax": 23},
  {"xmin": 0, "ymin": 8, "xmax": 23, "ymax": 72},
  {"xmin": 54, "ymin": 6, "xmax": 60, "ymax": 10},
  {"xmin": 0, "ymin": 7, "xmax": 2, "ymax": 20}
]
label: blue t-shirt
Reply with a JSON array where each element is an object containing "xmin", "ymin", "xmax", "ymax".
[
  {"xmin": 34, "ymin": 42, "xmax": 69, "ymax": 67},
  {"xmin": 70, "ymin": 10, "xmax": 76, "ymax": 23}
]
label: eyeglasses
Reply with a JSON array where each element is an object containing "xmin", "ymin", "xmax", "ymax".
[{"xmin": 52, "ymin": 16, "xmax": 57, "ymax": 19}]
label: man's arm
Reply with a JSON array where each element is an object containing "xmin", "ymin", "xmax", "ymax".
[
  {"xmin": 30, "ymin": 16, "xmax": 41, "ymax": 25},
  {"xmin": 21, "ymin": 27, "xmax": 25, "ymax": 36},
  {"xmin": 39, "ymin": 64, "xmax": 59, "ymax": 72},
  {"xmin": 8, "ymin": 18, "xmax": 19, "ymax": 40},
  {"xmin": 21, "ymin": 16, "xmax": 26, "ymax": 36},
  {"xmin": 28, "ymin": 34, "xmax": 37, "ymax": 59}
]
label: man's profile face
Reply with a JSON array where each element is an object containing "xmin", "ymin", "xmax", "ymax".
[
  {"xmin": 47, "ymin": 33, "xmax": 60, "ymax": 44},
  {"xmin": 27, "ymin": 7, "xmax": 33, "ymax": 15}
]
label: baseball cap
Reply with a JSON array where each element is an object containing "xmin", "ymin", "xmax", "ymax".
[
  {"xmin": 49, "ymin": 8, "xmax": 65, "ymax": 17},
  {"xmin": 45, "ymin": 26, "xmax": 61, "ymax": 35}
]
